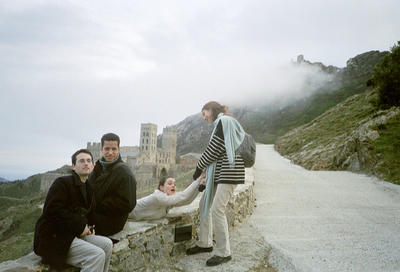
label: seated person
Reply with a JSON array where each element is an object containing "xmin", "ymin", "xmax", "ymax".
[
  {"xmin": 34, "ymin": 149, "xmax": 113, "ymax": 271},
  {"xmin": 129, "ymin": 175, "xmax": 205, "ymax": 220}
]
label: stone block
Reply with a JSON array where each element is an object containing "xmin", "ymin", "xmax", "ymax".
[{"xmin": 113, "ymin": 238, "xmax": 129, "ymax": 253}]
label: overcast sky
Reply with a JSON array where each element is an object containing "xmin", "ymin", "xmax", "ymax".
[{"xmin": 1, "ymin": 0, "xmax": 399, "ymax": 180}]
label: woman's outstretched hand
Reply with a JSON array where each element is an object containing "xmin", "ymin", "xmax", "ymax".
[{"xmin": 198, "ymin": 172, "xmax": 206, "ymax": 192}]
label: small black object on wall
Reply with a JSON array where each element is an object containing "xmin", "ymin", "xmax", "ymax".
[{"xmin": 174, "ymin": 225, "xmax": 192, "ymax": 242}]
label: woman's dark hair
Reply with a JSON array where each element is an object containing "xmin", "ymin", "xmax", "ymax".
[
  {"xmin": 202, "ymin": 101, "xmax": 233, "ymax": 121},
  {"xmin": 71, "ymin": 149, "xmax": 94, "ymax": 165},
  {"xmin": 158, "ymin": 177, "xmax": 174, "ymax": 190}
]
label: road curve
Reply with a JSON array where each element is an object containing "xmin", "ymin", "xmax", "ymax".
[{"xmin": 251, "ymin": 144, "xmax": 400, "ymax": 272}]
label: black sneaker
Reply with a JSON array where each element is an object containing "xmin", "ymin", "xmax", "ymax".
[
  {"xmin": 186, "ymin": 245, "xmax": 213, "ymax": 255},
  {"xmin": 206, "ymin": 255, "xmax": 232, "ymax": 266}
]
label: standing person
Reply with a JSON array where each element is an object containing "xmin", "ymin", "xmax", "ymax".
[
  {"xmin": 89, "ymin": 133, "xmax": 137, "ymax": 236},
  {"xmin": 34, "ymin": 149, "xmax": 113, "ymax": 272},
  {"xmin": 130, "ymin": 174, "xmax": 205, "ymax": 221},
  {"xmin": 186, "ymin": 101, "xmax": 246, "ymax": 266}
]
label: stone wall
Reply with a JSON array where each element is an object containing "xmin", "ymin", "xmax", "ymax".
[
  {"xmin": 39, "ymin": 173, "xmax": 64, "ymax": 195},
  {"xmin": 0, "ymin": 169, "xmax": 255, "ymax": 272}
]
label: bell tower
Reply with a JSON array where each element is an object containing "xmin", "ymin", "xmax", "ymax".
[{"xmin": 139, "ymin": 123, "xmax": 157, "ymax": 163}]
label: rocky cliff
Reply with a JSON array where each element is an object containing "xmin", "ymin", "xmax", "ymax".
[{"xmin": 174, "ymin": 113, "xmax": 212, "ymax": 155}]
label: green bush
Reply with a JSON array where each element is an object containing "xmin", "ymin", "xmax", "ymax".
[
  {"xmin": 371, "ymin": 113, "xmax": 400, "ymax": 184},
  {"xmin": 368, "ymin": 41, "xmax": 400, "ymax": 107}
]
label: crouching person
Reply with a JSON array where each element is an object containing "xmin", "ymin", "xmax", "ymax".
[{"xmin": 34, "ymin": 149, "xmax": 113, "ymax": 272}]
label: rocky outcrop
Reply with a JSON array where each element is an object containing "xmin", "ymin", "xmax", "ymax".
[
  {"xmin": 333, "ymin": 109, "xmax": 398, "ymax": 174},
  {"xmin": 296, "ymin": 54, "xmax": 341, "ymax": 74},
  {"xmin": 275, "ymin": 90, "xmax": 400, "ymax": 177},
  {"xmin": 341, "ymin": 50, "xmax": 388, "ymax": 78}
]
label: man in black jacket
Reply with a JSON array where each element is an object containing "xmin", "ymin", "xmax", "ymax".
[
  {"xmin": 34, "ymin": 149, "xmax": 113, "ymax": 271},
  {"xmin": 89, "ymin": 133, "xmax": 137, "ymax": 236}
]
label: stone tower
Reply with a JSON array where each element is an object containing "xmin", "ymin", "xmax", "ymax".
[
  {"xmin": 297, "ymin": 54, "xmax": 304, "ymax": 64},
  {"xmin": 139, "ymin": 123, "xmax": 157, "ymax": 163},
  {"xmin": 87, "ymin": 142, "xmax": 101, "ymax": 162},
  {"xmin": 161, "ymin": 126, "xmax": 177, "ymax": 165}
]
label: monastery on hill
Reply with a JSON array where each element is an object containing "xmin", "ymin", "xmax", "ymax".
[{"xmin": 87, "ymin": 123, "xmax": 177, "ymax": 192}]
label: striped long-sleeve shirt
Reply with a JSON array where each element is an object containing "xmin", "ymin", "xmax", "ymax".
[{"xmin": 194, "ymin": 120, "xmax": 245, "ymax": 185}]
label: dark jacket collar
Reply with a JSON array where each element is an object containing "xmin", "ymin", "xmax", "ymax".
[
  {"xmin": 97, "ymin": 153, "xmax": 123, "ymax": 170},
  {"xmin": 71, "ymin": 171, "xmax": 86, "ymax": 186}
]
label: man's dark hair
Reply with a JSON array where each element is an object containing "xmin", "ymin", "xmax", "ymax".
[
  {"xmin": 101, "ymin": 133, "xmax": 120, "ymax": 147},
  {"xmin": 71, "ymin": 149, "xmax": 94, "ymax": 165}
]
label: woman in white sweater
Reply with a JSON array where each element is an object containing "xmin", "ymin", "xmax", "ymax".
[{"xmin": 129, "ymin": 176, "xmax": 205, "ymax": 220}]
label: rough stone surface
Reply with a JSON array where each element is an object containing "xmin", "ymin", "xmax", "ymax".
[
  {"xmin": 176, "ymin": 220, "xmax": 275, "ymax": 272},
  {"xmin": 275, "ymin": 91, "xmax": 400, "ymax": 177}
]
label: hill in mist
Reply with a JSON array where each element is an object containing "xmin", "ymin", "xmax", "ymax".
[{"xmin": 174, "ymin": 50, "xmax": 388, "ymax": 155}]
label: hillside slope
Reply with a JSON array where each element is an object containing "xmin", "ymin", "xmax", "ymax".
[
  {"xmin": 0, "ymin": 175, "xmax": 43, "ymax": 262},
  {"xmin": 275, "ymin": 90, "xmax": 400, "ymax": 184}
]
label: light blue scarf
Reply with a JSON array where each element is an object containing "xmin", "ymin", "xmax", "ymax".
[{"xmin": 201, "ymin": 113, "xmax": 245, "ymax": 219}]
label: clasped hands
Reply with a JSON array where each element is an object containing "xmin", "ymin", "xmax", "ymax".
[{"xmin": 80, "ymin": 224, "xmax": 95, "ymax": 237}]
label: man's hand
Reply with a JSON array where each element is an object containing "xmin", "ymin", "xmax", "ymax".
[{"xmin": 80, "ymin": 225, "xmax": 95, "ymax": 237}]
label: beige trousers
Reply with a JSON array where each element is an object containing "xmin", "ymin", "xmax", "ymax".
[
  {"xmin": 197, "ymin": 183, "xmax": 237, "ymax": 257},
  {"xmin": 66, "ymin": 234, "xmax": 113, "ymax": 272}
]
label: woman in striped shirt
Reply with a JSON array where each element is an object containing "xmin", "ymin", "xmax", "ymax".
[{"xmin": 186, "ymin": 101, "xmax": 245, "ymax": 267}]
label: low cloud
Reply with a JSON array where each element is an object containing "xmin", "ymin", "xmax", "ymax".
[{"xmin": 218, "ymin": 59, "xmax": 336, "ymax": 109}]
